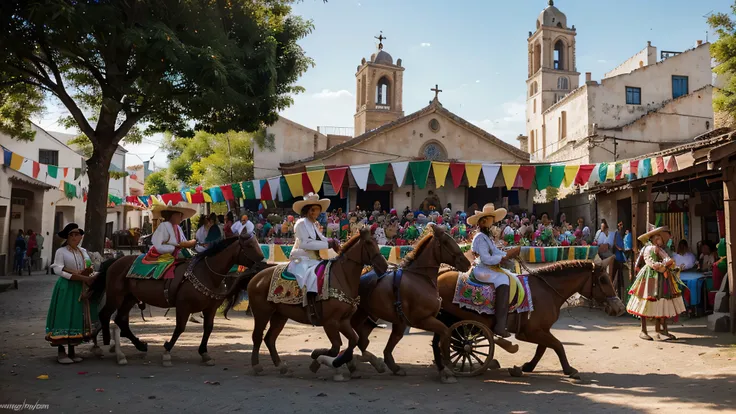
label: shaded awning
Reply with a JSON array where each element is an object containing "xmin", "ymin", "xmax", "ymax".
[{"xmin": 4, "ymin": 166, "xmax": 54, "ymax": 190}]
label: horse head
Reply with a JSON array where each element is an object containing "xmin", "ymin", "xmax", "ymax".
[
  {"xmin": 431, "ymin": 225, "xmax": 471, "ymax": 272},
  {"xmin": 237, "ymin": 231, "xmax": 265, "ymax": 269},
  {"xmin": 342, "ymin": 227, "xmax": 389, "ymax": 276},
  {"xmin": 589, "ymin": 256, "xmax": 626, "ymax": 316}
]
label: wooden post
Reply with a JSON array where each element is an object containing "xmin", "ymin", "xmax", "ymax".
[
  {"xmin": 722, "ymin": 168, "xmax": 736, "ymax": 334},
  {"xmin": 631, "ymin": 188, "xmax": 640, "ymax": 254}
]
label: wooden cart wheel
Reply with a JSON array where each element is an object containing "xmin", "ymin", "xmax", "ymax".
[{"xmin": 445, "ymin": 320, "xmax": 495, "ymax": 377}]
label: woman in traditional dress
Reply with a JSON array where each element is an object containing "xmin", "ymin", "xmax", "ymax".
[
  {"xmin": 467, "ymin": 204, "xmax": 521, "ymax": 338},
  {"xmin": 46, "ymin": 223, "xmax": 98, "ymax": 364},
  {"xmin": 626, "ymin": 225, "xmax": 686, "ymax": 341}
]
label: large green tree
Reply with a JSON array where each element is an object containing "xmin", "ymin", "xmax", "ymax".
[
  {"xmin": 710, "ymin": 5, "xmax": 736, "ymax": 120},
  {"xmin": 0, "ymin": 0, "xmax": 313, "ymax": 251}
]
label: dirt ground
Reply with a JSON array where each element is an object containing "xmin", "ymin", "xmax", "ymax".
[{"xmin": 0, "ymin": 273, "xmax": 734, "ymax": 414}]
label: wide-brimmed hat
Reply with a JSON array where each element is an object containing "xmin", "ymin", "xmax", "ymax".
[
  {"xmin": 151, "ymin": 201, "xmax": 197, "ymax": 220},
  {"xmin": 293, "ymin": 193, "xmax": 330, "ymax": 215},
  {"xmin": 638, "ymin": 223, "xmax": 670, "ymax": 243},
  {"xmin": 58, "ymin": 223, "xmax": 84, "ymax": 239},
  {"xmin": 467, "ymin": 203, "xmax": 508, "ymax": 226}
]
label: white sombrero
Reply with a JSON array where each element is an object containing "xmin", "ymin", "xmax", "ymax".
[
  {"xmin": 638, "ymin": 223, "xmax": 670, "ymax": 243},
  {"xmin": 293, "ymin": 192, "xmax": 330, "ymax": 215},
  {"xmin": 467, "ymin": 203, "xmax": 507, "ymax": 226},
  {"xmin": 151, "ymin": 201, "xmax": 197, "ymax": 220}
]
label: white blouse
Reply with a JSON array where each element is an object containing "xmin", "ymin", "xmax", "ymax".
[
  {"xmin": 151, "ymin": 221, "xmax": 186, "ymax": 254},
  {"xmin": 471, "ymin": 232, "xmax": 506, "ymax": 267},
  {"xmin": 51, "ymin": 246, "xmax": 91, "ymax": 280},
  {"xmin": 293, "ymin": 218, "xmax": 329, "ymax": 251}
]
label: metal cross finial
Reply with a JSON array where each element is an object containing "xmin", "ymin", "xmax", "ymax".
[
  {"xmin": 431, "ymin": 84, "xmax": 443, "ymax": 100},
  {"xmin": 375, "ymin": 31, "xmax": 386, "ymax": 50}
]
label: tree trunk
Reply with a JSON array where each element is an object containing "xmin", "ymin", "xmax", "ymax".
[{"xmin": 82, "ymin": 147, "xmax": 114, "ymax": 253}]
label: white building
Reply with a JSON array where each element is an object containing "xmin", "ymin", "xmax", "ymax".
[
  {"xmin": 105, "ymin": 146, "xmax": 128, "ymax": 238},
  {"xmin": 1, "ymin": 123, "xmax": 87, "ymax": 275},
  {"xmin": 525, "ymin": 1, "xmax": 714, "ymax": 165}
]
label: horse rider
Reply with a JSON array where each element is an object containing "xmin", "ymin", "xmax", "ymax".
[
  {"xmin": 147, "ymin": 202, "xmax": 197, "ymax": 261},
  {"xmin": 467, "ymin": 203, "xmax": 521, "ymax": 338}
]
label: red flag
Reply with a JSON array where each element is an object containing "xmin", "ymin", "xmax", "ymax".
[
  {"xmin": 260, "ymin": 181, "xmax": 272, "ymax": 201},
  {"xmin": 449, "ymin": 163, "xmax": 465, "ymax": 188},
  {"xmin": 301, "ymin": 172, "xmax": 314, "ymax": 195},
  {"xmin": 190, "ymin": 192, "xmax": 205, "ymax": 203},
  {"xmin": 32, "ymin": 161, "xmax": 40, "ymax": 178},
  {"xmin": 220, "ymin": 185, "xmax": 234, "ymax": 201},
  {"xmin": 574, "ymin": 164, "xmax": 595, "ymax": 186},
  {"xmin": 514, "ymin": 166, "xmax": 535, "ymax": 189},
  {"xmin": 655, "ymin": 156, "xmax": 665, "ymax": 174},
  {"xmin": 327, "ymin": 168, "xmax": 347, "ymax": 194},
  {"xmin": 161, "ymin": 192, "xmax": 183, "ymax": 205},
  {"xmin": 630, "ymin": 160, "xmax": 639, "ymax": 178},
  {"xmin": 83, "ymin": 189, "xmax": 88, "ymax": 202},
  {"xmin": 63, "ymin": 167, "xmax": 69, "ymax": 178}
]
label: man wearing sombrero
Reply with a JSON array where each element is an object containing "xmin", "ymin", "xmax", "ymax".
[
  {"xmin": 468, "ymin": 203, "xmax": 521, "ymax": 338},
  {"xmin": 289, "ymin": 193, "xmax": 340, "ymax": 318}
]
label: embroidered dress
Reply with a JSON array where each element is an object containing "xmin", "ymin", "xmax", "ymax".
[
  {"xmin": 471, "ymin": 232, "xmax": 513, "ymax": 286},
  {"xmin": 45, "ymin": 246, "xmax": 98, "ymax": 346},
  {"xmin": 129, "ymin": 222, "xmax": 191, "ymax": 279},
  {"xmin": 626, "ymin": 243, "xmax": 686, "ymax": 319},
  {"xmin": 288, "ymin": 218, "xmax": 329, "ymax": 293}
]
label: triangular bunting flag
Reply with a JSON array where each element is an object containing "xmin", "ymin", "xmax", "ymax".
[
  {"xmin": 449, "ymin": 163, "xmax": 466, "ymax": 188},
  {"xmin": 574, "ymin": 164, "xmax": 595, "ymax": 186},
  {"xmin": 640, "ymin": 158, "xmax": 651, "ymax": 178},
  {"xmin": 260, "ymin": 179, "xmax": 272, "ymax": 201},
  {"xmin": 307, "ymin": 169, "xmax": 325, "ymax": 193},
  {"xmin": 562, "ymin": 165, "xmax": 579, "ymax": 187},
  {"xmin": 534, "ymin": 165, "xmax": 551, "ymax": 190},
  {"xmin": 629, "ymin": 160, "xmax": 639, "ymax": 181},
  {"xmin": 242, "ymin": 181, "xmax": 256, "ymax": 199},
  {"xmin": 502, "ymin": 165, "xmax": 520, "ymax": 190},
  {"xmin": 301, "ymin": 173, "xmax": 314, "ymax": 195},
  {"xmin": 655, "ymin": 156, "xmax": 665, "ymax": 174},
  {"xmin": 549, "ymin": 165, "xmax": 565, "ymax": 188},
  {"xmin": 598, "ymin": 163, "xmax": 608, "ymax": 183},
  {"xmin": 18, "ymin": 159, "xmax": 34, "ymax": 178},
  {"xmin": 284, "ymin": 173, "xmax": 304, "ymax": 198},
  {"xmin": 605, "ymin": 163, "xmax": 615, "ymax": 181},
  {"xmin": 2, "ymin": 147, "xmax": 12, "ymax": 166},
  {"xmin": 409, "ymin": 161, "xmax": 431, "ymax": 189},
  {"xmin": 665, "ymin": 155, "xmax": 678, "ymax": 172},
  {"xmin": 327, "ymin": 168, "xmax": 347, "ymax": 194},
  {"xmin": 390, "ymin": 162, "xmax": 409, "ymax": 188},
  {"xmin": 369, "ymin": 163, "xmax": 389, "ymax": 187},
  {"xmin": 219, "ymin": 185, "xmax": 234, "ymax": 201},
  {"xmin": 267, "ymin": 177, "xmax": 281, "ymax": 200},
  {"xmin": 47, "ymin": 165, "xmax": 58, "ymax": 179},
  {"xmin": 589, "ymin": 164, "xmax": 601, "ymax": 185},
  {"xmin": 32, "ymin": 161, "xmax": 40, "ymax": 178},
  {"xmin": 465, "ymin": 163, "xmax": 482, "ymax": 188},
  {"xmin": 481, "ymin": 164, "xmax": 500, "ymax": 188},
  {"xmin": 615, "ymin": 163, "xmax": 623, "ymax": 180},
  {"xmin": 10, "ymin": 152, "xmax": 23, "ymax": 170},
  {"xmin": 515, "ymin": 166, "xmax": 535, "ymax": 189},
  {"xmin": 279, "ymin": 176, "xmax": 292, "ymax": 201},
  {"xmin": 255, "ymin": 180, "xmax": 264, "ymax": 199},
  {"xmin": 74, "ymin": 168, "xmax": 81, "ymax": 180},
  {"xmin": 350, "ymin": 164, "xmax": 371, "ymax": 190},
  {"xmin": 431, "ymin": 162, "xmax": 450, "ymax": 188}
]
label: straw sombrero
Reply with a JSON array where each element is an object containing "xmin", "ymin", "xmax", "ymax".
[
  {"xmin": 637, "ymin": 223, "xmax": 670, "ymax": 243},
  {"xmin": 293, "ymin": 193, "xmax": 330, "ymax": 215},
  {"xmin": 151, "ymin": 201, "xmax": 197, "ymax": 220},
  {"xmin": 467, "ymin": 203, "xmax": 507, "ymax": 226}
]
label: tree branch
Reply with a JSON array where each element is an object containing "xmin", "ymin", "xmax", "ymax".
[{"xmin": 113, "ymin": 111, "xmax": 144, "ymax": 142}]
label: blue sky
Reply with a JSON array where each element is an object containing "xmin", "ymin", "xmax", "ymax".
[{"xmin": 34, "ymin": 0, "xmax": 730, "ymax": 167}]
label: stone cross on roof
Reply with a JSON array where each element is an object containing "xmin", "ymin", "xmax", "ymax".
[
  {"xmin": 375, "ymin": 31, "xmax": 386, "ymax": 50},
  {"xmin": 431, "ymin": 84, "xmax": 443, "ymax": 100}
]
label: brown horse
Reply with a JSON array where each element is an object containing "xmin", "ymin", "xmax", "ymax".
[
  {"xmin": 246, "ymin": 228, "xmax": 389, "ymax": 381},
  {"xmin": 349, "ymin": 225, "xmax": 472, "ymax": 384},
  {"xmin": 93, "ymin": 231, "xmax": 265, "ymax": 366},
  {"xmin": 436, "ymin": 257, "xmax": 625, "ymax": 379}
]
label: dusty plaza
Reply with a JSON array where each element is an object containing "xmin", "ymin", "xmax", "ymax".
[{"xmin": 0, "ymin": 272, "xmax": 732, "ymax": 414}]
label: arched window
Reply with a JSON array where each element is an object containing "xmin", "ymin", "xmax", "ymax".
[
  {"xmin": 533, "ymin": 43, "xmax": 541, "ymax": 73},
  {"xmin": 557, "ymin": 76, "xmax": 569, "ymax": 90},
  {"xmin": 376, "ymin": 76, "xmax": 390, "ymax": 105},
  {"xmin": 554, "ymin": 40, "xmax": 565, "ymax": 70},
  {"xmin": 529, "ymin": 81, "xmax": 538, "ymax": 97},
  {"xmin": 420, "ymin": 141, "xmax": 448, "ymax": 161}
]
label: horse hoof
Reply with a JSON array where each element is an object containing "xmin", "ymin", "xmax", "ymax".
[
  {"xmin": 392, "ymin": 368, "xmax": 406, "ymax": 377},
  {"xmin": 507, "ymin": 344, "xmax": 520, "ymax": 354},
  {"xmin": 566, "ymin": 368, "xmax": 580, "ymax": 379},
  {"xmin": 136, "ymin": 342, "xmax": 148, "ymax": 353},
  {"xmin": 333, "ymin": 373, "xmax": 348, "ymax": 382},
  {"xmin": 252, "ymin": 364, "xmax": 264, "ymax": 375},
  {"xmin": 91, "ymin": 346, "xmax": 104, "ymax": 357},
  {"xmin": 309, "ymin": 359, "xmax": 321, "ymax": 373},
  {"xmin": 117, "ymin": 358, "xmax": 128, "ymax": 366},
  {"xmin": 375, "ymin": 361, "xmax": 387, "ymax": 374},
  {"xmin": 347, "ymin": 361, "xmax": 357, "ymax": 373},
  {"xmin": 108, "ymin": 342, "xmax": 116, "ymax": 354},
  {"xmin": 278, "ymin": 364, "xmax": 292, "ymax": 376},
  {"xmin": 440, "ymin": 374, "xmax": 458, "ymax": 384},
  {"xmin": 490, "ymin": 359, "xmax": 501, "ymax": 370},
  {"xmin": 521, "ymin": 363, "xmax": 535, "ymax": 373},
  {"xmin": 204, "ymin": 359, "xmax": 215, "ymax": 366},
  {"xmin": 508, "ymin": 366, "xmax": 524, "ymax": 377}
]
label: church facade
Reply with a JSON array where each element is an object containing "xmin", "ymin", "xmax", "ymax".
[{"xmin": 258, "ymin": 36, "xmax": 531, "ymax": 213}]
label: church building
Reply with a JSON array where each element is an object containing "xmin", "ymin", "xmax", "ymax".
[{"xmin": 257, "ymin": 35, "xmax": 531, "ymax": 213}]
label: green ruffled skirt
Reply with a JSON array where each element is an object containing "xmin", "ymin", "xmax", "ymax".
[{"xmin": 45, "ymin": 278, "xmax": 99, "ymax": 346}]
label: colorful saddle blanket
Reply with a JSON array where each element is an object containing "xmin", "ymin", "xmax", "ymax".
[
  {"xmin": 126, "ymin": 254, "xmax": 180, "ymax": 280},
  {"xmin": 453, "ymin": 270, "xmax": 534, "ymax": 315},
  {"xmin": 267, "ymin": 261, "xmax": 332, "ymax": 305}
]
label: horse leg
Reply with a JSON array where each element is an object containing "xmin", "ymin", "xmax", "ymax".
[
  {"xmin": 162, "ymin": 306, "xmax": 190, "ymax": 367},
  {"xmin": 111, "ymin": 323, "xmax": 127, "ymax": 365},
  {"xmin": 114, "ymin": 295, "xmax": 148, "ymax": 352},
  {"xmin": 350, "ymin": 312, "xmax": 386, "ymax": 374},
  {"xmin": 99, "ymin": 295, "xmax": 122, "ymax": 352},
  {"xmin": 264, "ymin": 313, "xmax": 292, "ymax": 376},
  {"xmin": 382, "ymin": 322, "xmax": 408, "ymax": 377},
  {"xmin": 413, "ymin": 317, "xmax": 456, "ymax": 384},
  {"xmin": 526, "ymin": 330, "xmax": 579, "ymax": 379},
  {"xmin": 314, "ymin": 320, "xmax": 346, "ymax": 381},
  {"xmin": 521, "ymin": 345, "xmax": 547, "ymax": 372},
  {"xmin": 250, "ymin": 307, "xmax": 273, "ymax": 375},
  {"xmin": 198, "ymin": 305, "xmax": 217, "ymax": 366}
]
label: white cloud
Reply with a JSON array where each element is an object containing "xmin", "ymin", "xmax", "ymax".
[
  {"xmin": 420, "ymin": 42, "xmax": 431, "ymax": 47},
  {"xmin": 470, "ymin": 96, "xmax": 526, "ymax": 144},
  {"xmin": 597, "ymin": 59, "xmax": 607, "ymax": 63},
  {"xmin": 475, "ymin": 80, "xmax": 481, "ymax": 83},
  {"xmin": 312, "ymin": 89, "xmax": 353, "ymax": 99}
]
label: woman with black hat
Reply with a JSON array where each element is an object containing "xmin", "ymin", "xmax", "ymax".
[{"xmin": 46, "ymin": 223, "xmax": 99, "ymax": 364}]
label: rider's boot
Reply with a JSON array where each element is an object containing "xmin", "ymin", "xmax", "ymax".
[
  {"xmin": 306, "ymin": 292, "xmax": 319, "ymax": 326},
  {"xmin": 493, "ymin": 285, "xmax": 511, "ymax": 338}
]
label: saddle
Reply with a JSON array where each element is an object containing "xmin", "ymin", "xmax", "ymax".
[
  {"xmin": 453, "ymin": 269, "xmax": 533, "ymax": 316},
  {"xmin": 163, "ymin": 263, "xmax": 187, "ymax": 307},
  {"xmin": 268, "ymin": 261, "xmax": 332, "ymax": 326}
]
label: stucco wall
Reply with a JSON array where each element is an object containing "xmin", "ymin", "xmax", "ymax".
[
  {"xmin": 539, "ymin": 86, "xmax": 591, "ymax": 160},
  {"xmin": 258, "ymin": 117, "xmax": 327, "ymax": 179},
  {"xmin": 109, "ymin": 149, "xmax": 126, "ymax": 200},
  {"xmin": 604, "ymin": 44, "xmax": 657, "ymax": 79}
]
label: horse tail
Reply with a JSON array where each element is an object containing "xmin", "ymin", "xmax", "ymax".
[
  {"xmin": 89, "ymin": 257, "xmax": 119, "ymax": 302},
  {"xmin": 222, "ymin": 262, "xmax": 273, "ymax": 319}
]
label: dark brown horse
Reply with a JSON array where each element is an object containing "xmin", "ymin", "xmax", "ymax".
[
  {"xmin": 246, "ymin": 228, "xmax": 389, "ymax": 381},
  {"xmin": 349, "ymin": 225, "xmax": 472, "ymax": 384},
  {"xmin": 93, "ymin": 231, "xmax": 265, "ymax": 366},
  {"xmin": 436, "ymin": 257, "xmax": 625, "ymax": 379}
]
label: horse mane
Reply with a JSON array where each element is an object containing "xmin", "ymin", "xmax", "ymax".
[
  {"xmin": 400, "ymin": 232, "xmax": 434, "ymax": 267},
  {"xmin": 532, "ymin": 260, "xmax": 595, "ymax": 274},
  {"xmin": 338, "ymin": 231, "xmax": 362, "ymax": 254},
  {"xmin": 196, "ymin": 237, "xmax": 239, "ymax": 259}
]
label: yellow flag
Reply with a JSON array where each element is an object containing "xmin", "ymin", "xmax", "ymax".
[
  {"xmin": 10, "ymin": 152, "xmax": 23, "ymax": 170},
  {"xmin": 562, "ymin": 165, "xmax": 579, "ymax": 187},
  {"xmin": 432, "ymin": 162, "xmax": 450, "ymax": 188},
  {"xmin": 202, "ymin": 192, "xmax": 212, "ymax": 203},
  {"xmin": 284, "ymin": 173, "xmax": 304, "ymax": 198},
  {"xmin": 306, "ymin": 169, "xmax": 325, "ymax": 193},
  {"xmin": 568, "ymin": 247, "xmax": 575, "ymax": 261},
  {"xmin": 606, "ymin": 163, "xmax": 615, "ymax": 181},
  {"xmin": 150, "ymin": 195, "xmax": 164, "ymax": 205},
  {"xmin": 501, "ymin": 165, "xmax": 521, "ymax": 190},
  {"xmin": 465, "ymin": 163, "xmax": 482, "ymax": 188},
  {"xmin": 185, "ymin": 192, "xmax": 193, "ymax": 203},
  {"xmin": 273, "ymin": 245, "xmax": 289, "ymax": 262}
]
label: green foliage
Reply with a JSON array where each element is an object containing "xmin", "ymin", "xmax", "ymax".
[
  {"xmin": 709, "ymin": 5, "xmax": 736, "ymax": 118},
  {"xmin": 0, "ymin": 82, "xmax": 44, "ymax": 141},
  {"xmin": 545, "ymin": 186, "xmax": 559, "ymax": 203},
  {"xmin": 144, "ymin": 170, "xmax": 177, "ymax": 196},
  {"xmin": 67, "ymin": 134, "xmax": 94, "ymax": 158}
]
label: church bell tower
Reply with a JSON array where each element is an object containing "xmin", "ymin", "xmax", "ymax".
[
  {"xmin": 525, "ymin": 1, "xmax": 580, "ymax": 159},
  {"xmin": 354, "ymin": 32, "xmax": 405, "ymax": 136}
]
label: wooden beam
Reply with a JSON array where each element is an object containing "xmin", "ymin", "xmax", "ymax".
[
  {"xmin": 722, "ymin": 167, "xmax": 736, "ymax": 334},
  {"xmin": 631, "ymin": 188, "xmax": 640, "ymax": 254}
]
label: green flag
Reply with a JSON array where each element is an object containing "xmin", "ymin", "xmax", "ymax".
[
  {"xmin": 598, "ymin": 163, "xmax": 608, "ymax": 183},
  {"xmin": 243, "ymin": 181, "xmax": 256, "ymax": 199},
  {"xmin": 534, "ymin": 165, "xmax": 551, "ymax": 189},
  {"xmin": 48, "ymin": 165, "xmax": 58, "ymax": 178},
  {"xmin": 231, "ymin": 182, "xmax": 244, "ymax": 199},
  {"xmin": 279, "ymin": 176, "xmax": 292, "ymax": 201},
  {"xmin": 370, "ymin": 163, "xmax": 389, "ymax": 186},
  {"xmin": 549, "ymin": 165, "xmax": 565, "ymax": 188},
  {"xmin": 409, "ymin": 161, "xmax": 431, "ymax": 189},
  {"xmin": 64, "ymin": 182, "xmax": 76, "ymax": 199}
]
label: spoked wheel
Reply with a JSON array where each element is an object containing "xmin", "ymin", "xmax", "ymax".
[{"xmin": 446, "ymin": 320, "xmax": 495, "ymax": 377}]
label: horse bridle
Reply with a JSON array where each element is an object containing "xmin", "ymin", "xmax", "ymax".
[{"xmin": 517, "ymin": 258, "xmax": 617, "ymax": 306}]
